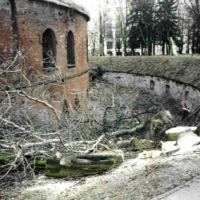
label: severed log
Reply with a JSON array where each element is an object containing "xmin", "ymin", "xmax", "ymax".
[
  {"xmin": 76, "ymin": 151, "xmax": 124, "ymax": 163},
  {"xmin": 45, "ymin": 159, "xmax": 114, "ymax": 177},
  {"xmin": 45, "ymin": 151, "xmax": 124, "ymax": 178},
  {"xmin": 31, "ymin": 160, "xmax": 46, "ymax": 170}
]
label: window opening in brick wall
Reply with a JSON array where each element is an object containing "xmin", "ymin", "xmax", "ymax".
[
  {"xmin": 166, "ymin": 85, "xmax": 170, "ymax": 94},
  {"xmin": 150, "ymin": 80, "xmax": 155, "ymax": 90},
  {"xmin": 185, "ymin": 91, "xmax": 189, "ymax": 100},
  {"xmin": 67, "ymin": 31, "xmax": 75, "ymax": 68},
  {"xmin": 42, "ymin": 28, "xmax": 57, "ymax": 71}
]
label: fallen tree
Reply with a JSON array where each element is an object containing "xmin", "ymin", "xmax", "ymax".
[
  {"xmin": 0, "ymin": 120, "xmax": 146, "ymax": 178},
  {"xmin": 0, "ymin": 53, "xmax": 188, "ymax": 180},
  {"xmin": 0, "ymin": 150, "xmax": 124, "ymax": 178},
  {"xmin": 0, "ymin": 124, "xmax": 171, "ymax": 181}
]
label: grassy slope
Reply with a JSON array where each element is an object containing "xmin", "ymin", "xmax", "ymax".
[{"xmin": 89, "ymin": 56, "xmax": 200, "ymax": 89}]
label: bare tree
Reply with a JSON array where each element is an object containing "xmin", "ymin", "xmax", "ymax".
[
  {"xmin": 184, "ymin": 0, "xmax": 200, "ymax": 53},
  {"xmin": 99, "ymin": 2, "xmax": 108, "ymax": 56},
  {"xmin": 88, "ymin": 21, "xmax": 100, "ymax": 56},
  {"xmin": 114, "ymin": 0, "xmax": 129, "ymax": 56}
]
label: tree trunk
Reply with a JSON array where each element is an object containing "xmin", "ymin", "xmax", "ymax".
[
  {"xmin": 162, "ymin": 41, "xmax": 165, "ymax": 55},
  {"xmin": 45, "ymin": 151, "xmax": 123, "ymax": 178},
  {"xmin": 168, "ymin": 36, "xmax": 173, "ymax": 55}
]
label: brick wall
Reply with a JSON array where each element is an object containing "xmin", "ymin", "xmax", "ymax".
[
  {"xmin": 0, "ymin": 0, "xmax": 89, "ymax": 127},
  {"xmin": 0, "ymin": 0, "xmax": 13, "ymax": 58}
]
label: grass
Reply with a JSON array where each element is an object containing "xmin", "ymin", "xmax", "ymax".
[{"xmin": 89, "ymin": 55, "xmax": 200, "ymax": 89}]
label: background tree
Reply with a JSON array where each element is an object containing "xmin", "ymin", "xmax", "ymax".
[
  {"xmin": 156, "ymin": 0, "xmax": 179, "ymax": 55},
  {"xmin": 127, "ymin": 0, "xmax": 156, "ymax": 56},
  {"xmin": 115, "ymin": 25, "xmax": 122, "ymax": 55},
  {"xmin": 184, "ymin": 0, "xmax": 200, "ymax": 54},
  {"xmin": 128, "ymin": 25, "xmax": 143, "ymax": 55},
  {"xmin": 173, "ymin": 14, "xmax": 185, "ymax": 54},
  {"xmin": 185, "ymin": 17, "xmax": 193, "ymax": 54},
  {"xmin": 99, "ymin": 3, "xmax": 107, "ymax": 56},
  {"xmin": 88, "ymin": 21, "xmax": 100, "ymax": 56},
  {"xmin": 114, "ymin": 0, "xmax": 129, "ymax": 56}
]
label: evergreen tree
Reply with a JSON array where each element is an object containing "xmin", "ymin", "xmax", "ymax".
[
  {"xmin": 173, "ymin": 15, "xmax": 185, "ymax": 54},
  {"xmin": 127, "ymin": 0, "xmax": 156, "ymax": 56},
  {"xmin": 156, "ymin": 0, "xmax": 179, "ymax": 55}
]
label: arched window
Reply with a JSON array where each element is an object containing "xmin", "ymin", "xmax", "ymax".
[
  {"xmin": 42, "ymin": 29, "xmax": 56, "ymax": 70},
  {"xmin": 67, "ymin": 31, "xmax": 75, "ymax": 68}
]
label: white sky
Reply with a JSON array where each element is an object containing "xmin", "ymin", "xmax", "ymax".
[{"xmin": 73, "ymin": 0, "xmax": 100, "ymax": 25}]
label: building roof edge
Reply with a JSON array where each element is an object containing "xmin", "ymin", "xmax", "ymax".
[{"xmin": 32, "ymin": 0, "xmax": 90, "ymax": 21}]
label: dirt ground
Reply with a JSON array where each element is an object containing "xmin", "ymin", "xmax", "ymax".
[{"xmin": 1, "ymin": 151, "xmax": 200, "ymax": 200}]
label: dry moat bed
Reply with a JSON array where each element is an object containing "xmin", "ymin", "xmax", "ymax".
[{"xmin": 1, "ymin": 152, "xmax": 200, "ymax": 200}]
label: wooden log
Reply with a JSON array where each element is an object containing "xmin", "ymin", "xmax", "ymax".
[
  {"xmin": 77, "ymin": 151, "xmax": 123, "ymax": 160},
  {"xmin": 45, "ymin": 151, "xmax": 123, "ymax": 178},
  {"xmin": 45, "ymin": 159, "xmax": 114, "ymax": 177},
  {"xmin": 31, "ymin": 160, "xmax": 46, "ymax": 170}
]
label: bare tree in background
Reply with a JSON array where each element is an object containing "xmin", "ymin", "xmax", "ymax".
[
  {"xmin": 99, "ymin": 3, "xmax": 107, "ymax": 56},
  {"xmin": 114, "ymin": 0, "xmax": 129, "ymax": 56},
  {"xmin": 88, "ymin": 21, "xmax": 100, "ymax": 56},
  {"xmin": 184, "ymin": 0, "xmax": 200, "ymax": 53}
]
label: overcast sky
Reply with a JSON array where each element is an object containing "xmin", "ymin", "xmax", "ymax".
[{"xmin": 73, "ymin": 0, "xmax": 100, "ymax": 23}]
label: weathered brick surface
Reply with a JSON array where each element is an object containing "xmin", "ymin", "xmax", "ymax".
[
  {"xmin": 0, "ymin": 0, "xmax": 89, "ymax": 126},
  {"xmin": 0, "ymin": 0, "xmax": 13, "ymax": 58}
]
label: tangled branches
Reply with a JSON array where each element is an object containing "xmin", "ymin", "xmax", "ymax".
[{"xmin": 0, "ymin": 53, "xmax": 184, "ymax": 180}]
